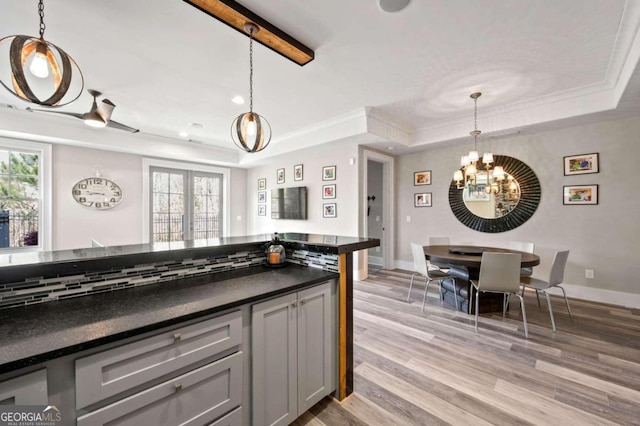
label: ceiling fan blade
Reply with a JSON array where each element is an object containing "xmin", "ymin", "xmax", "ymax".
[
  {"xmin": 97, "ymin": 99, "xmax": 115, "ymax": 121},
  {"xmin": 106, "ymin": 119, "xmax": 139, "ymax": 133},
  {"xmin": 26, "ymin": 107, "xmax": 83, "ymax": 119}
]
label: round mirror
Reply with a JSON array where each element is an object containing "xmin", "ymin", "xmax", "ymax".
[
  {"xmin": 462, "ymin": 171, "xmax": 521, "ymax": 219},
  {"xmin": 449, "ymin": 155, "xmax": 541, "ymax": 233}
]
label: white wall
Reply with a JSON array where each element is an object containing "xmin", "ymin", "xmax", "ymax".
[
  {"xmin": 395, "ymin": 116, "xmax": 640, "ymax": 304},
  {"xmin": 246, "ymin": 140, "xmax": 360, "ymax": 236},
  {"xmin": 53, "ymin": 145, "xmax": 247, "ymax": 250},
  {"xmin": 53, "ymin": 145, "xmax": 143, "ymax": 250}
]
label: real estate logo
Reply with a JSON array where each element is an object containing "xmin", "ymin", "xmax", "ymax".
[{"xmin": 0, "ymin": 405, "xmax": 62, "ymax": 426}]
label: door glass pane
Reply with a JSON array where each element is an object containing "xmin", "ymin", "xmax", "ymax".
[
  {"xmin": 193, "ymin": 175, "xmax": 221, "ymax": 239},
  {"xmin": 151, "ymin": 170, "xmax": 185, "ymax": 243}
]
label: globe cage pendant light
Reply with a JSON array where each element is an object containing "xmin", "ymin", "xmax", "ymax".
[
  {"xmin": 231, "ymin": 23, "xmax": 272, "ymax": 153},
  {"xmin": 0, "ymin": 0, "xmax": 84, "ymax": 107}
]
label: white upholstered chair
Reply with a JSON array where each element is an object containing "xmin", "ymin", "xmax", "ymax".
[
  {"xmin": 470, "ymin": 252, "xmax": 528, "ymax": 338},
  {"xmin": 521, "ymin": 250, "xmax": 571, "ymax": 331},
  {"xmin": 408, "ymin": 243, "xmax": 455, "ymax": 312},
  {"xmin": 509, "ymin": 240, "xmax": 535, "ymax": 279}
]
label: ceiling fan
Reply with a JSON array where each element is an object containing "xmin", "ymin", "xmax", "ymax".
[{"xmin": 26, "ymin": 89, "xmax": 139, "ymax": 133}]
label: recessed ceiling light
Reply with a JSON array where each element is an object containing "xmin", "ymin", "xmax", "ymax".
[
  {"xmin": 178, "ymin": 130, "xmax": 189, "ymax": 138},
  {"xmin": 231, "ymin": 96, "xmax": 245, "ymax": 105},
  {"xmin": 188, "ymin": 122, "xmax": 204, "ymax": 128},
  {"xmin": 378, "ymin": 0, "xmax": 411, "ymax": 13},
  {"xmin": 387, "ymin": 146, "xmax": 395, "ymax": 150}
]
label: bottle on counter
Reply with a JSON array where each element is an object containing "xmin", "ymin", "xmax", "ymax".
[{"xmin": 265, "ymin": 232, "xmax": 287, "ymax": 267}]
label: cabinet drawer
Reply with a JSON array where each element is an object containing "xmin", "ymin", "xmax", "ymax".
[
  {"xmin": 77, "ymin": 351, "xmax": 242, "ymax": 426},
  {"xmin": 208, "ymin": 406, "xmax": 242, "ymax": 426},
  {"xmin": 0, "ymin": 369, "xmax": 47, "ymax": 405},
  {"xmin": 76, "ymin": 310, "xmax": 242, "ymax": 409}
]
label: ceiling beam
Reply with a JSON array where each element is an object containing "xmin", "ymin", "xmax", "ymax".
[{"xmin": 183, "ymin": 0, "xmax": 315, "ymax": 66}]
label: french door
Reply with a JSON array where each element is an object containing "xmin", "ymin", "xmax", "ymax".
[{"xmin": 150, "ymin": 167, "xmax": 223, "ymax": 243}]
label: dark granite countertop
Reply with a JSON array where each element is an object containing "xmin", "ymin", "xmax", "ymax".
[
  {"xmin": 0, "ymin": 264, "xmax": 337, "ymax": 375},
  {"xmin": 0, "ymin": 233, "xmax": 378, "ymax": 284}
]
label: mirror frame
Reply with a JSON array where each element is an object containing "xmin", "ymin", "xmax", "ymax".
[{"xmin": 449, "ymin": 155, "xmax": 541, "ymax": 233}]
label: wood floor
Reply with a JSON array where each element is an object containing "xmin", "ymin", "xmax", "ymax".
[{"xmin": 292, "ymin": 268, "xmax": 640, "ymax": 426}]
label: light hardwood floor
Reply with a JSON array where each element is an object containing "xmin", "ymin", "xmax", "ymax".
[{"xmin": 292, "ymin": 268, "xmax": 640, "ymax": 426}]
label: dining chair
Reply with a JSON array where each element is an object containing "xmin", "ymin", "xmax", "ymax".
[
  {"xmin": 470, "ymin": 252, "xmax": 528, "ymax": 338},
  {"xmin": 428, "ymin": 237, "xmax": 451, "ymax": 271},
  {"xmin": 521, "ymin": 250, "xmax": 571, "ymax": 332},
  {"xmin": 408, "ymin": 243, "xmax": 457, "ymax": 312},
  {"xmin": 509, "ymin": 240, "xmax": 535, "ymax": 278}
]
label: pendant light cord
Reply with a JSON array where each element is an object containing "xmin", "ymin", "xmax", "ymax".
[
  {"xmin": 249, "ymin": 27, "xmax": 254, "ymax": 113},
  {"xmin": 38, "ymin": 0, "xmax": 46, "ymax": 39},
  {"xmin": 473, "ymin": 95, "xmax": 478, "ymax": 151}
]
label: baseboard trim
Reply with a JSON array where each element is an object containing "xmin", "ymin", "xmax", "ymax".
[
  {"xmin": 368, "ymin": 256, "xmax": 383, "ymax": 267},
  {"xmin": 393, "ymin": 260, "xmax": 639, "ymax": 308}
]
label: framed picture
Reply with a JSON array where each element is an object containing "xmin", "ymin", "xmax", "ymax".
[
  {"xmin": 323, "ymin": 203, "xmax": 337, "ymax": 218},
  {"xmin": 276, "ymin": 168, "xmax": 285, "ymax": 184},
  {"xmin": 322, "ymin": 165, "xmax": 336, "ymax": 181},
  {"xmin": 414, "ymin": 170, "xmax": 431, "ymax": 186},
  {"xmin": 414, "ymin": 192, "xmax": 432, "ymax": 207},
  {"xmin": 322, "ymin": 184, "xmax": 336, "ymax": 199},
  {"xmin": 258, "ymin": 205, "xmax": 266, "ymax": 216},
  {"xmin": 563, "ymin": 185, "xmax": 598, "ymax": 205},
  {"xmin": 294, "ymin": 164, "xmax": 303, "ymax": 181},
  {"xmin": 564, "ymin": 153, "xmax": 599, "ymax": 175},
  {"xmin": 258, "ymin": 191, "xmax": 266, "ymax": 203}
]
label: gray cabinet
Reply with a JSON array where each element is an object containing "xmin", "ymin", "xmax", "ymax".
[
  {"xmin": 252, "ymin": 281, "xmax": 335, "ymax": 426},
  {"xmin": 0, "ymin": 369, "xmax": 48, "ymax": 405}
]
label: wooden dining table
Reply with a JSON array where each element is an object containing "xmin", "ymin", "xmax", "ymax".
[{"xmin": 423, "ymin": 245, "xmax": 540, "ymax": 313}]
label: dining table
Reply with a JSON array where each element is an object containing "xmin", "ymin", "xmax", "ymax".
[{"xmin": 423, "ymin": 245, "xmax": 540, "ymax": 313}]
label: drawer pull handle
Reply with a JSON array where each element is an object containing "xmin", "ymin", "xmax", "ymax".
[
  {"xmin": 291, "ymin": 301, "xmax": 297, "ymax": 308},
  {"xmin": 173, "ymin": 333, "xmax": 182, "ymax": 342},
  {"xmin": 174, "ymin": 383, "xmax": 183, "ymax": 392},
  {"xmin": 300, "ymin": 299, "xmax": 306, "ymax": 305}
]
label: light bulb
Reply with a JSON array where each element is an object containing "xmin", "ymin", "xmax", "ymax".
[
  {"xmin": 246, "ymin": 119, "xmax": 256, "ymax": 136},
  {"xmin": 29, "ymin": 44, "xmax": 49, "ymax": 78}
]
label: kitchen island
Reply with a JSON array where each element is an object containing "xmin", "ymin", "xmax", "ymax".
[{"xmin": 0, "ymin": 233, "xmax": 378, "ymax": 425}]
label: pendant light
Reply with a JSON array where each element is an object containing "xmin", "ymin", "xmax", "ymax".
[
  {"xmin": 0, "ymin": 0, "xmax": 84, "ymax": 107},
  {"xmin": 231, "ymin": 23, "xmax": 272, "ymax": 153}
]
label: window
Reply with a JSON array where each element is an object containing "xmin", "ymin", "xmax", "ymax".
[
  {"xmin": 0, "ymin": 139, "xmax": 51, "ymax": 252},
  {"xmin": 143, "ymin": 159, "xmax": 230, "ymax": 243}
]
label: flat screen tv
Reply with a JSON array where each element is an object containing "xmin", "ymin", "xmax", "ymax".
[{"xmin": 271, "ymin": 186, "xmax": 307, "ymax": 220}]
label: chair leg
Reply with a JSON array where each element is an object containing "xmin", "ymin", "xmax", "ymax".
[
  {"xmin": 421, "ymin": 277, "xmax": 431, "ymax": 312},
  {"xmin": 407, "ymin": 272, "xmax": 417, "ymax": 301},
  {"xmin": 475, "ymin": 290, "xmax": 480, "ymax": 332},
  {"xmin": 535, "ymin": 289, "xmax": 541, "ymax": 307},
  {"xmin": 558, "ymin": 285, "xmax": 573, "ymax": 320},
  {"xmin": 514, "ymin": 293, "xmax": 529, "ymax": 338},
  {"xmin": 543, "ymin": 290, "xmax": 556, "ymax": 332},
  {"xmin": 468, "ymin": 285, "xmax": 474, "ymax": 315},
  {"xmin": 502, "ymin": 293, "xmax": 508, "ymax": 318}
]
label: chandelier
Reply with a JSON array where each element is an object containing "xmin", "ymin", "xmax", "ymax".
[
  {"xmin": 231, "ymin": 23, "xmax": 272, "ymax": 153},
  {"xmin": 0, "ymin": 0, "xmax": 84, "ymax": 107},
  {"xmin": 453, "ymin": 92, "xmax": 499, "ymax": 192}
]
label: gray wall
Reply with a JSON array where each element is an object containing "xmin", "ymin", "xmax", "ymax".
[
  {"xmin": 396, "ymin": 116, "xmax": 640, "ymax": 296},
  {"xmin": 246, "ymin": 141, "xmax": 360, "ymax": 236}
]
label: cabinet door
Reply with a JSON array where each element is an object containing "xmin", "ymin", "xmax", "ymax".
[
  {"xmin": 0, "ymin": 369, "xmax": 47, "ymax": 405},
  {"xmin": 252, "ymin": 292, "xmax": 297, "ymax": 426},
  {"xmin": 297, "ymin": 282, "xmax": 333, "ymax": 414}
]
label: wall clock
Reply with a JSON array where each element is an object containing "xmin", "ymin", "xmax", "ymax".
[{"xmin": 72, "ymin": 177, "xmax": 123, "ymax": 209}]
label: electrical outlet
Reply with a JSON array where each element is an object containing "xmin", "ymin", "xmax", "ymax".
[
  {"xmin": 376, "ymin": 215, "xmax": 380, "ymax": 222},
  {"xmin": 406, "ymin": 216, "xmax": 411, "ymax": 222},
  {"xmin": 585, "ymin": 269, "xmax": 594, "ymax": 279}
]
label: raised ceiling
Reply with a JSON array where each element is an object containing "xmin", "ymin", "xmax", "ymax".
[{"xmin": 1, "ymin": 0, "xmax": 639, "ymax": 165}]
